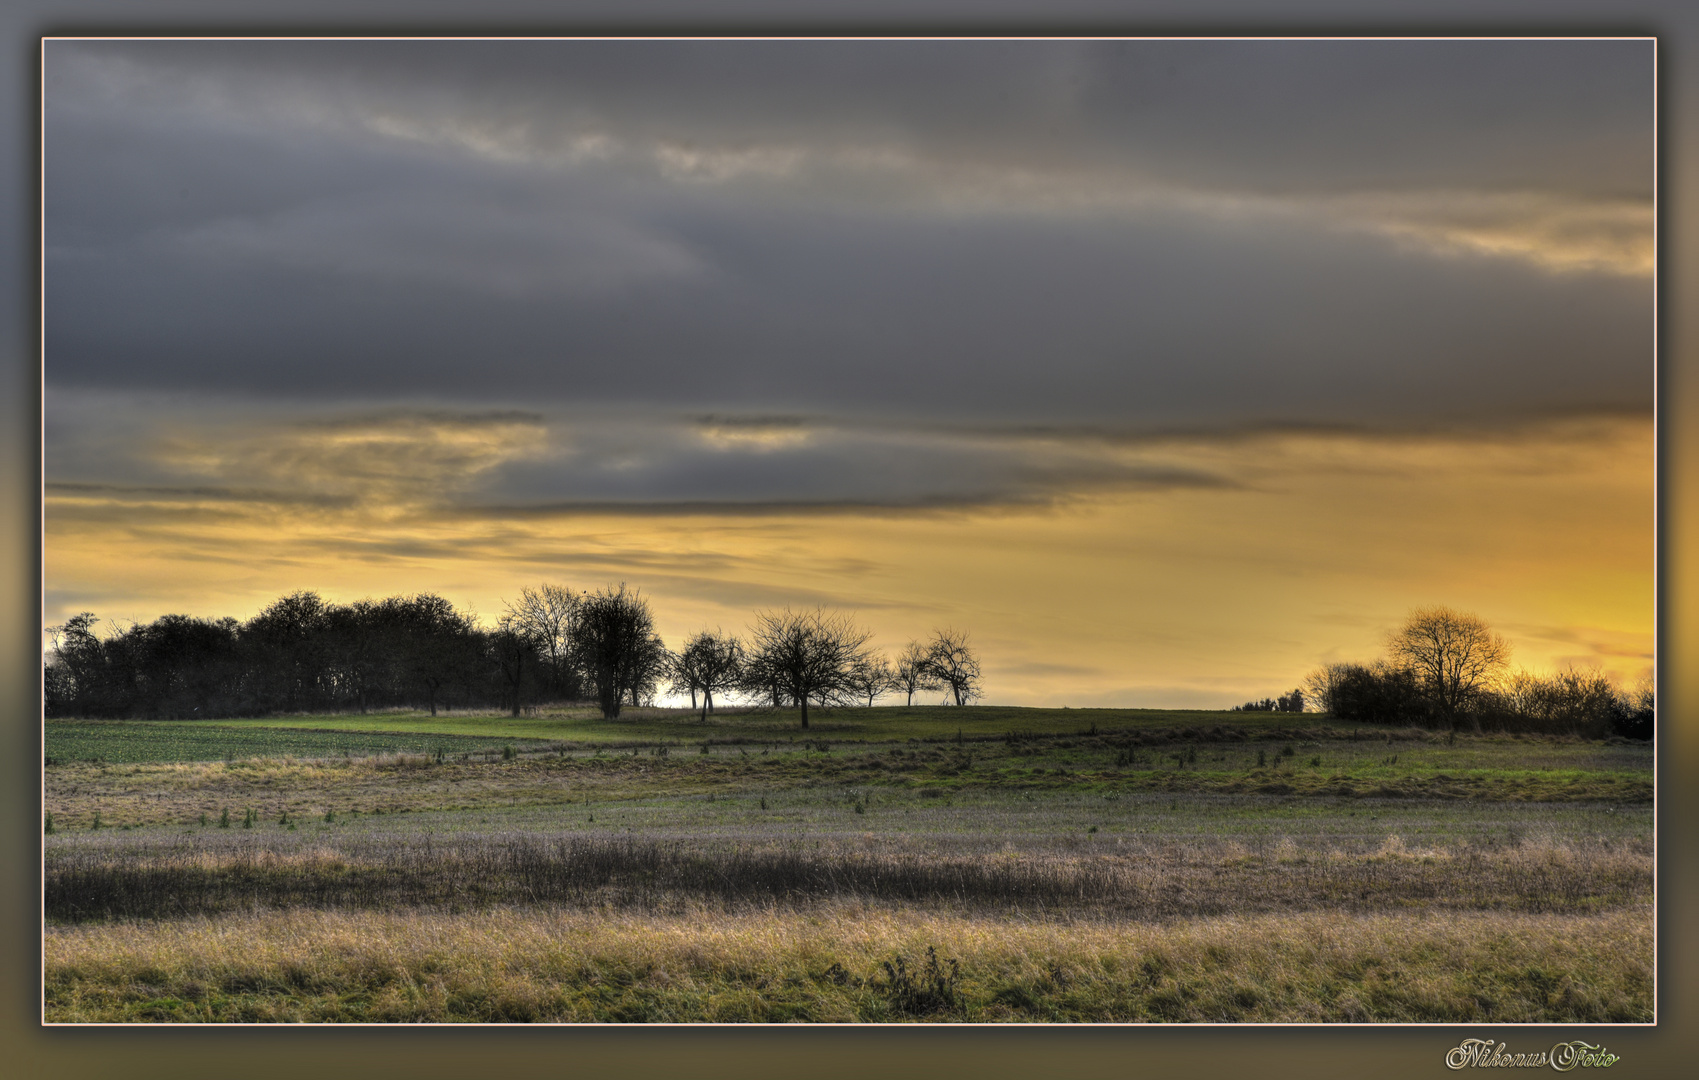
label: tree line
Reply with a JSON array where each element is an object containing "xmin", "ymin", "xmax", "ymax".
[
  {"xmin": 43, "ymin": 584, "xmax": 982, "ymax": 728},
  {"xmin": 1299, "ymin": 606, "xmax": 1653, "ymax": 740}
]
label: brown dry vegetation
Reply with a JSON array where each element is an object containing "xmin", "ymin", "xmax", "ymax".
[
  {"xmin": 46, "ymin": 833, "xmax": 1651, "ymax": 924},
  {"xmin": 44, "ymin": 904, "xmax": 1652, "ymax": 1023}
]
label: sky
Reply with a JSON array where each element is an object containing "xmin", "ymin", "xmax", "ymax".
[{"xmin": 41, "ymin": 37, "xmax": 1654, "ymax": 707}]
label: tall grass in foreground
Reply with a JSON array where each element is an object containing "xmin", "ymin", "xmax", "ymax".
[
  {"xmin": 45, "ymin": 834, "xmax": 1650, "ymax": 922},
  {"xmin": 44, "ymin": 904, "xmax": 1652, "ymax": 1023}
]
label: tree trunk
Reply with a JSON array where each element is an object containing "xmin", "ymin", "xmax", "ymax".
[{"xmin": 799, "ymin": 696, "xmax": 809, "ymax": 728}]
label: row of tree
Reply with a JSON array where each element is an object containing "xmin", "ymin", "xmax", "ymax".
[
  {"xmin": 43, "ymin": 584, "xmax": 983, "ymax": 727},
  {"xmin": 1231, "ymin": 690, "xmax": 1306, "ymax": 713},
  {"xmin": 1300, "ymin": 607, "xmax": 1653, "ymax": 740},
  {"xmin": 672, "ymin": 613, "xmax": 981, "ymax": 727}
]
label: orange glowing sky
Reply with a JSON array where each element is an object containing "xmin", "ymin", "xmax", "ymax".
[{"xmin": 44, "ymin": 413, "xmax": 1651, "ymax": 707}]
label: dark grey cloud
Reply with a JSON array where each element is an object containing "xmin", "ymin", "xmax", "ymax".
[
  {"xmin": 43, "ymin": 37, "xmax": 1653, "ymax": 492},
  {"xmin": 43, "ymin": 393, "xmax": 1237, "ymax": 512},
  {"xmin": 48, "ymin": 39, "xmax": 1651, "ymax": 195}
]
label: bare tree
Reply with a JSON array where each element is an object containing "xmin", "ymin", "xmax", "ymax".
[
  {"xmin": 923, "ymin": 628, "xmax": 982, "ymax": 706},
  {"xmin": 847, "ymin": 653, "xmax": 896, "ymax": 707},
  {"xmin": 674, "ymin": 630, "xmax": 744, "ymax": 719},
  {"xmin": 624, "ymin": 633, "xmax": 672, "ymax": 708},
  {"xmin": 503, "ymin": 584, "xmax": 580, "ymax": 701},
  {"xmin": 1302, "ymin": 662, "xmax": 1357, "ymax": 714},
  {"xmin": 573, "ymin": 584, "xmax": 663, "ymax": 720},
  {"xmin": 1386, "ymin": 606, "xmax": 1509, "ymax": 731},
  {"xmin": 491, "ymin": 615, "xmax": 539, "ymax": 718},
  {"xmin": 746, "ymin": 607, "xmax": 872, "ymax": 728},
  {"xmin": 892, "ymin": 640, "xmax": 942, "ymax": 707},
  {"xmin": 668, "ymin": 650, "xmax": 700, "ymax": 712}
]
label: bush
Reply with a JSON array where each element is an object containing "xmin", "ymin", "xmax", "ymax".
[
  {"xmin": 1495, "ymin": 668, "xmax": 1626, "ymax": 738},
  {"xmin": 1612, "ymin": 677, "xmax": 1654, "ymax": 741},
  {"xmin": 1327, "ymin": 663, "xmax": 1430, "ymax": 725}
]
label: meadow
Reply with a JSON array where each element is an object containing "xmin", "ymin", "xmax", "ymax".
[{"xmin": 42, "ymin": 706, "xmax": 1655, "ymax": 1024}]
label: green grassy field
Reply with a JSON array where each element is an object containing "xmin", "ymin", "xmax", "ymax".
[
  {"xmin": 42, "ymin": 705, "xmax": 1656, "ymax": 1023},
  {"xmin": 49, "ymin": 703, "xmax": 1356, "ymax": 757},
  {"xmin": 44, "ymin": 719, "xmax": 556, "ymax": 765}
]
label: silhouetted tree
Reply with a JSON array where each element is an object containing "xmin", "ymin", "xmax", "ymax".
[
  {"xmin": 1387, "ymin": 607, "xmax": 1510, "ymax": 731},
  {"xmin": 44, "ymin": 613, "xmax": 109, "ymax": 717},
  {"xmin": 1495, "ymin": 666, "xmax": 1627, "ymax": 739},
  {"xmin": 923, "ymin": 629, "xmax": 982, "ymax": 706},
  {"xmin": 130, "ymin": 613, "xmax": 242, "ymax": 718},
  {"xmin": 503, "ymin": 584, "xmax": 581, "ymax": 701},
  {"xmin": 243, "ymin": 591, "xmax": 335, "ymax": 713},
  {"xmin": 674, "ymin": 630, "xmax": 744, "ymax": 719},
  {"xmin": 746, "ymin": 607, "xmax": 872, "ymax": 728},
  {"xmin": 1325, "ymin": 661, "xmax": 1428, "ymax": 724},
  {"xmin": 892, "ymin": 640, "xmax": 942, "ymax": 707},
  {"xmin": 573, "ymin": 584, "xmax": 662, "ymax": 720},
  {"xmin": 625, "ymin": 633, "xmax": 672, "ymax": 708},
  {"xmin": 1303, "ymin": 663, "xmax": 1356, "ymax": 715},
  {"xmin": 1231, "ymin": 690, "xmax": 1303, "ymax": 713},
  {"xmin": 387, "ymin": 594, "xmax": 481, "ymax": 716},
  {"xmin": 1615, "ymin": 674, "xmax": 1654, "ymax": 741},
  {"xmin": 847, "ymin": 654, "xmax": 896, "ymax": 707}
]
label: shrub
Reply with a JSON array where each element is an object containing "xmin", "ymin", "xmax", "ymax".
[
  {"xmin": 1495, "ymin": 668, "xmax": 1624, "ymax": 738},
  {"xmin": 1613, "ymin": 677, "xmax": 1654, "ymax": 741},
  {"xmin": 877, "ymin": 947, "xmax": 961, "ymax": 1018},
  {"xmin": 1326, "ymin": 663, "xmax": 1429, "ymax": 725}
]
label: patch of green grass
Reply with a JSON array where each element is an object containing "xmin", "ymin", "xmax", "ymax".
[
  {"xmin": 45, "ymin": 720, "xmax": 549, "ymax": 765},
  {"xmin": 124, "ymin": 704, "xmax": 1373, "ymax": 748}
]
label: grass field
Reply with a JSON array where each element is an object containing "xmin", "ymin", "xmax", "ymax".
[
  {"xmin": 48, "ymin": 703, "xmax": 1426, "ymax": 760},
  {"xmin": 45, "ymin": 719, "xmax": 557, "ymax": 765},
  {"xmin": 42, "ymin": 705, "xmax": 1655, "ymax": 1024}
]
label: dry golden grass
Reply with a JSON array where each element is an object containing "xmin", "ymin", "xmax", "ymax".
[{"xmin": 45, "ymin": 903, "xmax": 1652, "ymax": 1023}]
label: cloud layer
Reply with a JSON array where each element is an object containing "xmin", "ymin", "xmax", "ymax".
[{"xmin": 46, "ymin": 39, "xmax": 1652, "ymax": 431}]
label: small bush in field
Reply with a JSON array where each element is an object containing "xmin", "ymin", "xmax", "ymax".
[{"xmin": 878, "ymin": 946, "xmax": 961, "ymax": 1017}]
